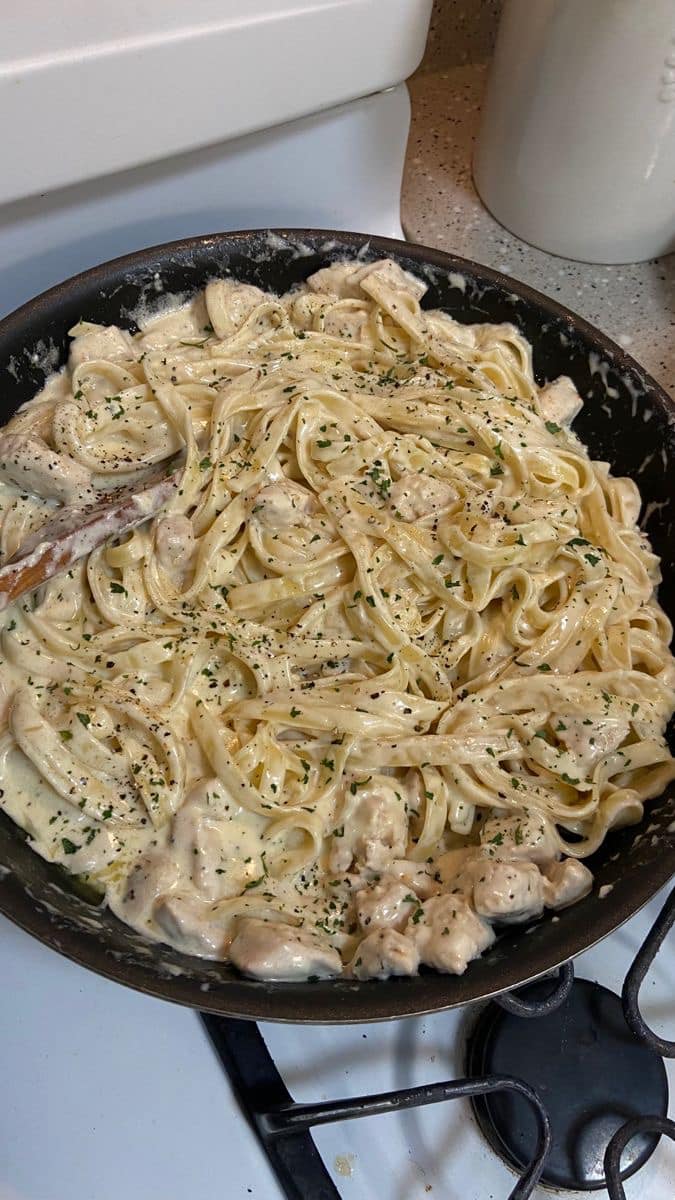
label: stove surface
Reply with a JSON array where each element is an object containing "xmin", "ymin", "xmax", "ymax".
[{"xmin": 1, "ymin": 883, "xmax": 673, "ymax": 1200}]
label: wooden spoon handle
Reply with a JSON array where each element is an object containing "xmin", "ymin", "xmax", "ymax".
[{"xmin": 0, "ymin": 470, "xmax": 180, "ymax": 612}]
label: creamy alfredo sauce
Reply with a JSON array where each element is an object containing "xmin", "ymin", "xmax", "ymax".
[{"xmin": 0, "ymin": 258, "xmax": 674, "ymax": 982}]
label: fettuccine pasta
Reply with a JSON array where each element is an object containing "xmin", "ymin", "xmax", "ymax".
[{"xmin": 0, "ymin": 257, "xmax": 673, "ymax": 981}]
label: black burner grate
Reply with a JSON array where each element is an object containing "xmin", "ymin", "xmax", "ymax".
[
  {"xmin": 202, "ymin": 888, "xmax": 675, "ymax": 1200},
  {"xmin": 467, "ymin": 978, "xmax": 668, "ymax": 1190}
]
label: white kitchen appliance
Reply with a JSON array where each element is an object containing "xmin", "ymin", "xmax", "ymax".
[
  {"xmin": 1, "ymin": 5, "xmax": 674, "ymax": 1199},
  {"xmin": 0, "ymin": 0, "xmax": 431, "ymax": 314},
  {"xmin": 474, "ymin": 0, "xmax": 675, "ymax": 264}
]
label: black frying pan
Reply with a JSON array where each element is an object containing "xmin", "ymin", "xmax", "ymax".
[{"xmin": 0, "ymin": 229, "xmax": 673, "ymax": 1023}]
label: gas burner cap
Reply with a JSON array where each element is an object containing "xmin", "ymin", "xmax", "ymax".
[{"xmin": 466, "ymin": 977, "xmax": 668, "ymax": 1191}]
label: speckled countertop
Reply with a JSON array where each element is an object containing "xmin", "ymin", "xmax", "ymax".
[{"xmin": 401, "ymin": 66, "xmax": 675, "ymax": 398}]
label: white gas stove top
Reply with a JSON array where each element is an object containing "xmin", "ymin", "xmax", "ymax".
[{"xmin": 1, "ymin": 886, "xmax": 673, "ymax": 1200}]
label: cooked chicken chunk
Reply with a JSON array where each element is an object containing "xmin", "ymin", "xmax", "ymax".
[
  {"xmin": 0, "ymin": 434, "xmax": 93, "ymax": 503},
  {"xmin": 351, "ymin": 928, "xmax": 420, "ymax": 980},
  {"xmin": 538, "ymin": 375, "xmax": 582, "ymax": 426},
  {"xmin": 111, "ymin": 852, "xmax": 181, "ymax": 928},
  {"xmin": 154, "ymin": 894, "xmax": 229, "ymax": 958},
  {"xmin": 437, "ymin": 846, "xmax": 546, "ymax": 924},
  {"xmin": 155, "ymin": 513, "xmax": 196, "ymax": 578},
  {"xmin": 329, "ymin": 779, "xmax": 408, "ymax": 873},
  {"xmin": 542, "ymin": 859, "xmax": 593, "ymax": 910},
  {"xmin": 229, "ymin": 918, "xmax": 341, "ymax": 981},
  {"xmin": 253, "ymin": 481, "xmax": 317, "ymax": 529},
  {"xmin": 410, "ymin": 895, "xmax": 495, "ymax": 974},
  {"xmin": 387, "ymin": 858, "xmax": 440, "ymax": 899},
  {"xmin": 435, "ymin": 847, "xmax": 477, "ymax": 891},
  {"xmin": 389, "ymin": 474, "xmax": 457, "ymax": 521},
  {"xmin": 169, "ymin": 785, "xmax": 233, "ymax": 902},
  {"xmin": 355, "ymin": 878, "xmax": 418, "ymax": 931},
  {"xmin": 473, "ymin": 859, "xmax": 545, "ymax": 924}
]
